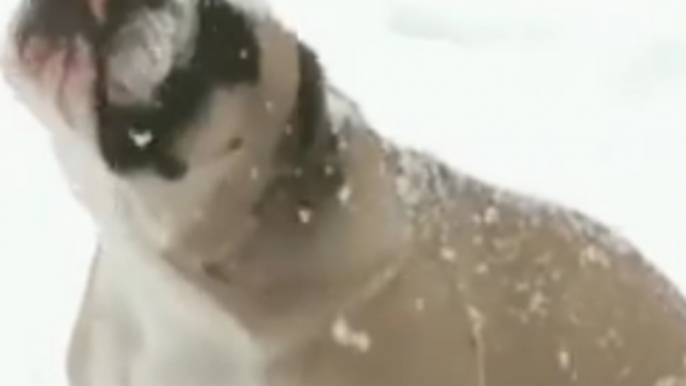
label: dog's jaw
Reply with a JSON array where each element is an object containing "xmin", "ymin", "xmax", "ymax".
[{"xmin": 3, "ymin": 0, "xmax": 302, "ymax": 255}]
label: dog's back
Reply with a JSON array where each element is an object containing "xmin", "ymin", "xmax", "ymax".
[{"xmin": 249, "ymin": 124, "xmax": 686, "ymax": 386}]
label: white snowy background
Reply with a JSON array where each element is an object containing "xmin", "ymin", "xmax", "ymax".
[{"xmin": 1, "ymin": 0, "xmax": 685, "ymax": 384}]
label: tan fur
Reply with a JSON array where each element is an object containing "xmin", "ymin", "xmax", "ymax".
[
  {"xmin": 65, "ymin": 106, "xmax": 686, "ymax": 386},
  {"xmin": 4, "ymin": 3, "xmax": 686, "ymax": 386}
]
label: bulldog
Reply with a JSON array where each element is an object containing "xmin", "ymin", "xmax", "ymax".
[{"xmin": 3, "ymin": 0, "xmax": 686, "ymax": 385}]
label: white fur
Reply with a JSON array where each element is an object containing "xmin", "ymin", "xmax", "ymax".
[
  {"xmin": 4, "ymin": 3, "xmax": 302, "ymax": 384},
  {"xmin": 78, "ymin": 233, "xmax": 267, "ymax": 386},
  {"xmin": 106, "ymin": 0, "xmax": 198, "ymax": 105},
  {"xmin": 49, "ymin": 87, "xmax": 274, "ymax": 386}
]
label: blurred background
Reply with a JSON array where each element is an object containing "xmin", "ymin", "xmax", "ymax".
[{"xmin": 0, "ymin": 0, "xmax": 685, "ymax": 384}]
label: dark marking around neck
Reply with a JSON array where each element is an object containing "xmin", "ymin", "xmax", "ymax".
[
  {"xmin": 94, "ymin": 0, "xmax": 260, "ymax": 179},
  {"xmin": 293, "ymin": 43, "xmax": 327, "ymax": 154},
  {"xmin": 254, "ymin": 43, "xmax": 343, "ymax": 217}
]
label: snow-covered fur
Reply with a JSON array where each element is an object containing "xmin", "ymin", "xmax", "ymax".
[{"xmin": 3, "ymin": 0, "xmax": 686, "ymax": 385}]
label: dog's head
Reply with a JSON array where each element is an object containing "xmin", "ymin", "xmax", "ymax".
[
  {"xmin": 3, "ymin": 0, "xmax": 325, "ymax": 181},
  {"xmin": 2, "ymin": 0, "xmax": 337, "ymax": 248}
]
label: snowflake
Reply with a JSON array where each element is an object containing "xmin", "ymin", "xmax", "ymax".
[{"xmin": 129, "ymin": 128, "xmax": 153, "ymax": 148}]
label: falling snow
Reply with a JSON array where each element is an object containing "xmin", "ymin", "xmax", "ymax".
[
  {"xmin": 440, "ymin": 247, "xmax": 457, "ymax": 262},
  {"xmin": 474, "ymin": 263, "xmax": 489, "ymax": 275},
  {"xmin": 580, "ymin": 245, "xmax": 612, "ymax": 269},
  {"xmin": 297, "ymin": 207, "xmax": 313, "ymax": 224},
  {"xmin": 557, "ymin": 349, "xmax": 571, "ymax": 371},
  {"xmin": 655, "ymin": 376, "xmax": 686, "ymax": 386},
  {"xmin": 483, "ymin": 206, "xmax": 500, "ymax": 225},
  {"xmin": 597, "ymin": 328, "xmax": 624, "ymax": 349},
  {"xmin": 337, "ymin": 184, "xmax": 352, "ymax": 204},
  {"xmin": 284, "ymin": 124, "xmax": 294, "ymax": 136},
  {"xmin": 392, "ymin": 150, "xmax": 437, "ymax": 208},
  {"xmin": 415, "ymin": 298, "xmax": 426, "ymax": 312},
  {"xmin": 527, "ymin": 291, "xmax": 549, "ymax": 316},
  {"xmin": 466, "ymin": 305, "xmax": 487, "ymax": 386},
  {"xmin": 265, "ymin": 100, "xmax": 275, "ymax": 113},
  {"xmin": 324, "ymin": 164, "xmax": 336, "ymax": 176},
  {"xmin": 2, "ymin": 1, "xmax": 686, "ymax": 386},
  {"xmin": 129, "ymin": 129, "xmax": 153, "ymax": 148},
  {"xmin": 250, "ymin": 166, "xmax": 261, "ymax": 181},
  {"xmin": 331, "ymin": 316, "xmax": 372, "ymax": 353},
  {"xmin": 618, "ymin": 367, "xmax": 633, "ymax": 379}
]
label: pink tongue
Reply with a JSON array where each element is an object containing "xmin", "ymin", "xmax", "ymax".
[
  {"xmin": 22, "ymin": 38, "xmax": 54, "ymax": 66},
  {"xmin": 20, "ymin": 37, "xmax": 62, "ymax": 76}
]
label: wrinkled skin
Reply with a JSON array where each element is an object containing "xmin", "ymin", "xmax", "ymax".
[{"xmin": 3, "ymin": 0, "xmax": 686, "ymax": 385}]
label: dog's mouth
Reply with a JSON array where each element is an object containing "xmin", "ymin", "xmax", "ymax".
[
  {"xmin": 9, "ymin": 0, "xmax": 99, "ymax": 120},
  {"xmin": 11, "ymin": 0, "xmax": 187, "ymax": 108},
  {"xmin": 7, "ymin": 0, "xmax": 208, "ymax": 178},
  {"xmin": 8, "ymin": 0, "xmax": 263, "ymax": 179}
]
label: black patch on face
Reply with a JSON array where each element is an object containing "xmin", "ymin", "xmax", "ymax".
[{"xmin": 94, "ymin": 0, "xmax": 260, "ymax": 179}]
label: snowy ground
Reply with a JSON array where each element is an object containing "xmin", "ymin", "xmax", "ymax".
[{"xmin": 0, "ymin": 0, "xmax": 685, "ymax": 384}]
